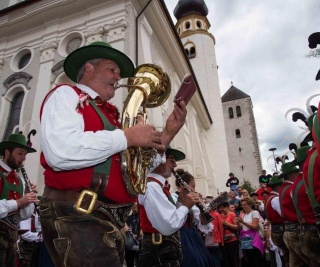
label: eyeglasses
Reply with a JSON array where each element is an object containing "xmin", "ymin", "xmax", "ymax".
[{"xmin": 166, "ymin": 156, "xmax": 176, "ymax": 163}]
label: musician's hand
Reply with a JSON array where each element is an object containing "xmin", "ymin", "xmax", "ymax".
[
  {"xmin": 29, "ymin": 183, "xmax": 38, "ymax": 194},
  {"xmin": 161, "ymin": 102, "xmax": 187, "ymax": 148},
  {"xmin": 16, "ymin": 192, "xmax": 38, "ymax": 208},
  {"xmin": 179, "ymin": 190, "xmax": 199, "ymax": 209},
  {"xmin": 123, "ymin": 224, "xmax": 130, "ymax": 232},
  {"xmin": 124, "ymin": 117, "xmax": 165, "ymax": 151}
]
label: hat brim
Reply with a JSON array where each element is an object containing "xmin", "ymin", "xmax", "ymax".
[
  {"xmin": 64, "ymin": 45, "xmax": 135, "ymax": 82},
  {"xmin": 165, "ymin": 148, "xmax": 185, "ymax": 162},
  {"xmin": 0, "ymin": 142, "xmax": 36, "ymax": 155}
]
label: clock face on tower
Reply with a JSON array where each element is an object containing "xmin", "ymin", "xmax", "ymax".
[{"xmin": 66, "ymin": 37, "xmax": 82, "ymax": 54}]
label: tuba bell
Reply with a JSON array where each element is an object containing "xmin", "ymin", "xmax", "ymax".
[{"xmin": 117, "ymin": 64, "xmax": 171, "ymax": 196}]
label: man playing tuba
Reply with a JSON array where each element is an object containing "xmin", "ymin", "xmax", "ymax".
[{"xmin": 39, "ymin": 41, "xmax": 187, "ymax": 267}]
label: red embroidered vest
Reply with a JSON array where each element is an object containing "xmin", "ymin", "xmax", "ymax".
[
  {"xmin": 292, "ymin": 173, "xmax": 315, "ymax": 224},
  {"xmin": 139, "ymin": 178, "xmax": 173, "ymax": 233},
  {"xmin": 265, "ymin": 193, "xmax": 283, "ymax": 224},
  {"xmin": 40, "ymin": 85, "xmax": 136, "ymax": 204},
  {"xmin": 0, "ymin": 166, "xmax": 23, "ymax": 200},
  {"xmin": 279, "ymin": 182, "xmax": 298, "ymax": 222}
]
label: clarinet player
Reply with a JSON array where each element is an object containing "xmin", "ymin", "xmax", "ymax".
[
  {"xmin": 0, "ymin": 133, "xmax": 38, "ymax": 266},
  {"xmin": 138, "ymin": 148, "xmax": 201, "ymax": 266}
]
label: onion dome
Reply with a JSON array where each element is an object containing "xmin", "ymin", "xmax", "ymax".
[{"xmin": 173, "ymin": 0, "xmax": 208, "ymax": 20}]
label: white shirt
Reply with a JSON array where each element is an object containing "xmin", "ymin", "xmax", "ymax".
[
  {"xmin": 138, "ymin": 173, "xmax": 189, "ymax": 235},
  {"xmin": 41, "ymin": 84, "xmax": 127, "ymax": 171},
  {"xmin": 270, "ymin": 191, "xmax": 282, "ymax": 216},
  {"xmin": 0, "ymin": 161, "xmax": 34, "ymax": 220},
  {"xmin": 19, "ymin": 211, "xmax": 42, "ymax": 242},
  {"xmin": 242, "ymin": 210, "xmax": 260, "ymax": 231}
]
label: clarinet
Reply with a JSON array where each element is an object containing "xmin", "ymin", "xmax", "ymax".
[
  {"xmin": 172, "ymin": 170, "xmax": 213, "ymax": 223},
  {"xmin": 19, "ymin": 164, "xmax": 39, "ymax": 213}
]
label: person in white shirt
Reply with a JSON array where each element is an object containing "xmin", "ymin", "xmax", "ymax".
[
  {"xmin": 39, "ymin": 41, "xmax": 187, "ymax": 267},
  {"xmin": 0, "ymin": 133, "xmax": 38, "ymax": 266},
  {"xmin": 138, "ymin": 148, "xmax": 200, "ymax": 266}
]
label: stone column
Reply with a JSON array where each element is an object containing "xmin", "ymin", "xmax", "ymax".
[{"xmin": 26, "ymin": 41, "xmax": 58, "ymax": 194}]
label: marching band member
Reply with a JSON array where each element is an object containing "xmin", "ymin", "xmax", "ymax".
[
  {"xmin": 39, "ymin": 41, "xmax": 187, "ymax": 266},
  {"xmin": 0, "ymin": 134, "xmax": 38, "ymax": 266},
  {"xmin": 138, "ymin": 148, "xmax": 199, "ymax": 266}
]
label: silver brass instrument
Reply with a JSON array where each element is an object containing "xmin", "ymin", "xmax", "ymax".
[
  {"xmin": 172, "ymin": 170, "xmax": 213, "ymax": 223},
  {"xmin": 208, "ymin": 191, "xmax": 229, "ymax": 211},
  {"xmin": 117, "ymin": 64, "xmax": 171, "ymax": 196}
]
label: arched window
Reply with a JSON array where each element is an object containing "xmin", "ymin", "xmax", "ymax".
[
  {"xmin": 196, "ymin": 21, "xmax": 202, "ymax": 28},
  {"xmin": 3, "ymin": 92, "xmax": 24, "ymax": 141},
  {"xmin": 236, "ymin": 129, "xmax": 241, "ymax": 138},
  {"xmin": 189, "ymin": 46, "xmax": 196, "ymax": 58},
  {"xmin": 236, "ymin": 106, "xmax": 242, "ymax": 117},
  {"xmin": 185, "ymin": 21, "xmax": 191, "ymax": 30},
  {"xmin": 228, "ymin": 107, "xmax": 234, "ymax": 119},
  {"xmin": 185, "ymin": 49, "xmax": 190, "ymax": 57}
]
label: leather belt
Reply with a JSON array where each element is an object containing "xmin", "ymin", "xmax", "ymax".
[
  {"xmin": 302, "ymin": 224, "xmax": 318, "ymax": 231},
  {"xmin": 271, "ymin": 224, "xmax": 284, "ymax": 233},
  {"xmin": 284, "ymin": 222, "xmax": 302, "ymax": 232},
  {"xmin": 43, "ymin": 186, "xmax": 99, "ymax": 214},
  {"xmin": 42, "ymin": 186, "xmax": 133, "ymax": 229}
]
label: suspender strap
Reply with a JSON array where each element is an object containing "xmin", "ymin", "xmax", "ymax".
[
  {"xmin": 305, "ymin": 150, "xmax": 320, "ymax": 208},
  {"xmin": 147, "ymin": 178, "xmax": 176, "ymax": 205},
  {"xmin": 292, "ymin": 179, "xmax": 304, "ymax": 221},
  {"xmin": 88, "ymin": 99, "xmax": 117, "ymax": 194}
]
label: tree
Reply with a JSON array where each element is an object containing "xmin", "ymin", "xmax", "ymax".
[{"xmin": 240, "ymin": 179, "xmax": 257, "ymax": 194}]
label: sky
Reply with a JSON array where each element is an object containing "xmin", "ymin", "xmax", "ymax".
[{"xmin": 164, "ymin": 0, "xmax": 320, "ymax": 174}]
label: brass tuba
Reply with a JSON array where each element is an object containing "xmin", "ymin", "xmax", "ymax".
[{"xmin": 117, "ymin": 64, "xmax": 171, "ymax": 196}]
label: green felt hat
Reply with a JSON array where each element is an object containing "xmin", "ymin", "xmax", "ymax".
[
  {"xmin": 64, "ymin": 41, "xmax": 135, "ymax": 82},
  {"xmin": 165, "ymin": 148, "xmax": 185, "ymax": 162},
  {"xmin": 269, "ymin": 175, "xmax": 284, "ymax": 186},
  {"xmin": 0, "ymin": 134, "xmax": 36, "ymax": 155},
  {"xmin": 279, "ymin": 162, "xmax": 299, "ymax": 178},
  {"xmin": 291, "ymin": 146, "xmax": 311, "ymax": 166}
]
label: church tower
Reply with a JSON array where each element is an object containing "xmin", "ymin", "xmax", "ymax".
[
  {"xmin": 174, "ymin": 0, "xmax": 230, "ymax": 192},
  {"xmin": 222, "ymin": 84, "xmax": 262, "ymax": 187}
]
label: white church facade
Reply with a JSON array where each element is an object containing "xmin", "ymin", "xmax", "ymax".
[{"xmin": 0, "ymin": 0, "xmax": 263, "ymax": 196}]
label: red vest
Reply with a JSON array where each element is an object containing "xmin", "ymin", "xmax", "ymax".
[
  {"xmin": 139, "ymin": 178, "xmax": 173, "ymax": 233},
  {"xmin": 265, "ymin": 192, "xmax": 283, "ymax": 224},
  {"xmin": 303, "ymin": 147, "xmax": 320, "ymax": 204},
  {"xmin": 40, "ymin": 85, "xmax": 135, "ymax": 204},
  {"xmin": 279, "ymin": 181, "xmax": 298, "ymax": 222},
  {"xmin": 139, "ymin": 204, "xmax": 158, "ymax": 233},
  {"xmin": 292, "ymin": 173, "xmax": 315, "ymax": 224},
  {"xmin": 0, "ymin": 166, "xmax": 23, "ymax": 201}
]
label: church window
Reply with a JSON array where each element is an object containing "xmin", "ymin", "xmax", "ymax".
[
  {"xmin": 196, "ymin": 21, "xmax": 202, "ymax": 28},
  {"xmin": 228, "ymin": 107, "xmax": 234, "ymax": 119},
  {"xmin": 189, "ymin": 46, "xmax": 196, "ymax": 58},
  {"xmin": 236, "ymin": 106, "xmax": 242, "ymax": 117},
  {"xmin": 3, "ymin": 92, "xmax": 24, "ymax": 141},
  {"xmin": 236, "ymin": 129, "xmax": 241, "ymax": 138},
  {"xmin": 185, "ymin": 49, "xmax": 189, "ymax": 57},
  {"xmin": 66, "ymin": 37, "xmax": 82, "ymax": 54},
  {"xmin": 185, "ymin": 21, "xmax": 191, "ymax": 30},
  {"xmin": 18, "ymin": 52, "xmax": 31, "ymax": 70}
]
